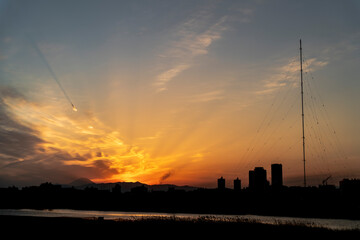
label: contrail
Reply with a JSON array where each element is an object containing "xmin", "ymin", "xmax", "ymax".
[{"xmin": 28, "ymin": 36, "xmax": 77, "ymax": 112}]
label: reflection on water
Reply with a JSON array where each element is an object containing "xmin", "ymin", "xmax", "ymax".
[{"xmin": 0, "ymin": 208, "xmax": 359, "ymax": 230}]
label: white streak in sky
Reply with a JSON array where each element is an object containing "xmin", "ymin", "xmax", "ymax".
[
  {"xmin": 28, "ymin": 36, "xmax": 77, "ymax": 111},
  {"xmin": 154, "ymin": 13, "xmax": 228, "ymax": 92}
]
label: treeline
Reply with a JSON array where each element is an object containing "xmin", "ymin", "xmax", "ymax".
[{"xmin": 0, "ymin": 182, "xmax": 359, "ymax": 219}]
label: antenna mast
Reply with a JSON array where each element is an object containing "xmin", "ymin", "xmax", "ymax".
[{"xmin": 300, "ymin": 39, "xmax": 306, "ymax": 187}]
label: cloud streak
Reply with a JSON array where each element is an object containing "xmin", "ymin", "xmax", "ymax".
[
  {"xmin": 255, "ymin": 57, "xmax": 328, "ymax": 96},
  {"xmin": 154, "ymin": 12, "xmax": 228, "ymax": 92},
  {"xmin": 188, "ymin": 90, "xmax": 225, "ymax": 103},
  {"xmin": 154, "ymin": 64, "xmax": 190, "ymax": 92},
  {"xmin": 28, "ymin": 36, "xmax": 77, "ymax": 111}
]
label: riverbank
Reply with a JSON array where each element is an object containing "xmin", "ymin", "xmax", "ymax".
[
  {"xmin": 2, "ymin": 208, "xmax": 360, "ymax": 230},
  {"xmin": 2, "ymin": 184, "xmax": 360, "ymax": 220},
  {"xmin": 0, "ymin": 215, "xmax": 359, "ymax": 238}
]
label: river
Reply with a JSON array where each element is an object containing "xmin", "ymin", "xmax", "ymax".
[{"xmin": 0, "ymin": 208, "xmax": 359, "ymax": 230}]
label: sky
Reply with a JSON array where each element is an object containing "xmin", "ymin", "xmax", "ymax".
[{"xmin": 0, "ymin": 0, "xmax": 359, "ymax": 188}]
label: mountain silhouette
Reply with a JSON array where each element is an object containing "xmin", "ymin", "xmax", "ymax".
[
  {"xmin": 64, "ymin": 180, "xmax": 197, "ymax": 193},
  {"xmin": 68, "ymin": 178, "xmax": 94, "ymax": 187}
]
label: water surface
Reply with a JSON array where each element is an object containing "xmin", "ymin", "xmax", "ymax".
[{"xmin": 1, "ymin": 208, "xmax": 359, "ymax": 230}]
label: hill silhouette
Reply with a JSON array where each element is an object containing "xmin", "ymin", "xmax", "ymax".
[
  {"xmin": 68, "ymin": 178, "xmax": 94, "ymax": 187},
  {"xmin": 65, "ymin": 179, "xmax": 198, "ymax": 193}
]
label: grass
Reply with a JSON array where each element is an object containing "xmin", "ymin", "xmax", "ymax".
[
  {"xmin": 112, "ymin": 215, "xmax": 359, "ymax": 235},
  {"xmin": 0, "ymin": 215, "xmax": 359, "ymax": 238}
]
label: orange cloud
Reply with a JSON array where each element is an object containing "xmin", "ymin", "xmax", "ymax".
[{"xmin": 0, "ymin": 86, "xmax": 164, "ymax": 185}]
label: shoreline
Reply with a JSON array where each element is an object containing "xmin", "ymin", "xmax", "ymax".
[
  {"xmin": 2, "ymin": 185, "xmax": 359, "ymax": 221},
  {"xmin": 2, "ymin": 206, "xmax": 360, "ymax": 221},
  {"xmin": 0, "ymin": 215, "xmax": 359, "ymax": 237}
]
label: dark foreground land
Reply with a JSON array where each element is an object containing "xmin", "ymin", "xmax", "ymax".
[
  {"xmin": 2, "ymin": 183, "xmax": 360, "ymax": 220},
  {"xmin": 0, "ymin": 215, "xmax": 359, "ymax": 238}
]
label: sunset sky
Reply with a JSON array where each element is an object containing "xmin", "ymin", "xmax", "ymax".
[{"xmin": 0, "ymin": 0, "xmax": 359, "ymax": 188}]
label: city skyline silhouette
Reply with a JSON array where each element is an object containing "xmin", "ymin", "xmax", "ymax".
[{"xmin": 1, "ymin": 164, "xmax": 360, "ymax": 220}]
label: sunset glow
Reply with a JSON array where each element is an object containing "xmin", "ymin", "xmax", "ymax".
[{"xmin": 0, "ymin": 0, "xmax": 359, "ymax": 188}]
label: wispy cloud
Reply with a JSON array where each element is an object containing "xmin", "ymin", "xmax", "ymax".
[
  {"xmin": 152, "ymin": 4, "xmax": 257, "ymax": 93},
  {"xmin": 172, "ymin": 15, "xmax": 227, "ymax": 57},
  {"xmin": 153, "ymin": 12, "xmax": 228, "ymax": 92},
  {"xmin": 255, "ymin": 57, "xmax": 328, "ymax": 96},
  {"xmin": 188, "ymin": 90, "xmax": 225, "ymax": 103},
  {"xmin": 154, "ymin": 64, "xmax": 190, "ymax": 92}
]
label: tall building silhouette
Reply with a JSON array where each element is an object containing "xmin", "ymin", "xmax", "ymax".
[
  {"xmin": 217, "ymin": 176, "xmax": 225, "ymax": 190},
  {"xmin": 234, "ymin": 178, "xmax": 241, "ymax": 191},
  {"xmin": 271, "ymin": 163, "xmax": 283, "ymax": 189},
  {"xmin": 249, "ymin": 167, "xmax": 268, "ymax": 191},
  {"xmin": 249, "ymin": 170, "xmax": 255, "ymax": 189}
]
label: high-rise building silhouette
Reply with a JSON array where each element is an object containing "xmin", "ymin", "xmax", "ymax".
[
  {"xmin": 217, "ymin": 176, "xmax": 225, "ymax": 190},
  {"xmin": 249, "ymin": 170, "xmax": 255, "ymax": 189},
  {"xmin": 271, "ymin": 163, "xmax": 283, "ymax": 189},
  {"xmin": 249, "ymin": 167, "xmax": 268, "ymax": 191},
  {"xmin": 234, "ymin": 178, "xmax": 241, "ymax": 191}
]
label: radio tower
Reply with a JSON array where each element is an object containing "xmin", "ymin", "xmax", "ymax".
[{"xmin": 300, "ymin": 39, "xmax": 306, "ymax": 187}]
